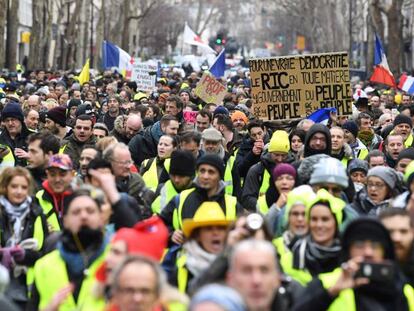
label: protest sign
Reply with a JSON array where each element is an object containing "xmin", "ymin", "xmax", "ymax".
[
  {"xmin": 249, "ymin": 52, "xmax": 352, "ymax": 121},
  {"xmin": 194, "ymin": 72, "xmax": 227, "ymax": 105},
  {"xmin": 131, "ymin": 60, "xmax": 158, "ymax": 92}
]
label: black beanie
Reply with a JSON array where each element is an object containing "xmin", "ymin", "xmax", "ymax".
[
  {"xmin": 1, "ymin": 102, "xmax": 24, "ymax": 122},
  {"xmin": 342, "ymin": 120, "xmax": 359, "ymax": 139},
  {"xmin": 46, "ymin": 106, "xmax": 67, "ymax": 127},
  {"xmin": 67, "ymin": 99, "xmax": 82, "ymax": 111},
  {"xmin": 196, "ymin": 154, "xmax": 225, "ymax": 179},
  {"xmin": 393, "ymin": 114, "xmax": 412, "ymax": 128},
  {"xmin": 397, "ymin": 147, "xmax": 414, "ymax": 162},
  {"xmin": 170, "ymin": 150, "xmax": 196, "ymax": 177},
  {"xmin": 341, "ymin": 217, "xmax": 394, "ymax": 261}
]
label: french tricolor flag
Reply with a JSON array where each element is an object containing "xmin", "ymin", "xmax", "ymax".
[
  {"xmin": 398, "ymin": 74, "xmax": 414, "ymax": 95},
  {"xmin": 370, "ymin": 34, "xmax": 396, "ymax": 88},
  {"xmin": 102, "ymin": 41, "xmax": 133, "ymax": 78}
]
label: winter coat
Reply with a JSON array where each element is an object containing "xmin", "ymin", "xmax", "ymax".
[
  {"xmin": 128, "ymin": 122, "xmax": 163, "ymax": 167},
  {"xmin": 61, "ymin": 134, "xmax": 96, "ymax": 170},
  {"xmin": 0, "ymin": 124, "xmax": 31, "ymax": 167},
  {"xmin": 349, "ymin": 188, "xmax": 392, "ymax": 215}
]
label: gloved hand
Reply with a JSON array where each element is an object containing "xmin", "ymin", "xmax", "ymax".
[
  {"xmin": 10, "ymin": 246, "xmax": 25, "ymax": 262},
  {"xmin": 0, "ymin": 248, "xmax": 13, "ymax": 270}
]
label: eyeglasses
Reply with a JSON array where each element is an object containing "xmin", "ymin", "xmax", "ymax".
[
  {"xmin": 112, "ymin": 160, "xmax": 132, "ymax": 166},
  {"xmin": 367, "ymin": 182, "xmax": 386, "ymax": 189}
]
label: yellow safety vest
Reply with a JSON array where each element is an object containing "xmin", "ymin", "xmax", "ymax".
[
  {"xmin": 142, "ymin": 158, "xmax": 171, "ymax": 191},
  {"xmin": 224, "ymin": 155, "xmax": 235, "ymax": 195},
  {"xmin": 172, "ymin": 188, "xmax": 237, "ymax": 230},
  {"xmin": 0, "ymin": 213, "xmax": 45, "ymax": 288},
  {"xmin": 405, "ymin": 133, "xmax": 414, "ymax": 148},
  {"xmin": 59, "ymin": 144, "xmax": 67, "ymax": 155},
  {"xmin": 34, "ymin": 249, "xmax": 107, "ymax": 311},
  {"xmin": 319, "ymin": 268, "xmax": 414, "ymax": 311},
  {"xmin": 272, "ymin": 237, "xmax": 289, "ymax": 258},
  {"xmin": 341, "ymin": 156, "xmax": 351, "ymax": 168},
  {"xmin": 35, "ymin": 190, "xmax": 61, "ymax": 232},
  {"xmin": 257, "ymin": 195, "xmax": 270, "ymax": 215},
  {"xmin": 151, "ymin": 180, "xmax": 178, "ymax": 214},
  {"xmin": 0, "ymin": 146, "xmax": 15, "ymax": 168},
  {"xmin": 357, "ymin": 148, "xmax": 368, "ymax": 160},
  {"xmin": 176, "ymin": 253, "xmax": 188, "ymax": 293},
  {"xmin": 279, "ymin": 248, "xmax": 313, "ymax": 286}
]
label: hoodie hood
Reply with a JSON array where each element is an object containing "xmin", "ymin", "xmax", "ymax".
[
  {"xmin": 150, "ymin": 121, "xmax": 164, "ymax": 143},
  {"xmin": 304, "ymin": 124, "xmax": 332, "ymax": 157}
]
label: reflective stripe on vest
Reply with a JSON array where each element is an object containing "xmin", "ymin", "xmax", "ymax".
[
  {"xmin": 173, "ymin": 188, "xmax": 238, "ymax": 230},
  {"xmin": 319, "ymin": 268, "xmax": 414, "ymax": 311},
  {"xmin": 224, "ymin": 155, "xmax": 235, "ymax": 195},
  {"xmin": 35, "ymin": 249, "xmax": 106, "ymax": 311},
  {"xmin": 142, "ymin": 158, "xmax": 171, "ymax": 192},
  {"xmin": 176, "ymin": 253, "xmax": 188, "ymax": 293},
  {"xmin": 259, "ymin": 169, "xmax": 271, "ymax": 197},
  {"xmin": 35, "ymin": 190, "xmax": 61, "ymax": 232},
  {"xmin": 0, "ymin": 146, "xmax": 15, "ymax": 168},
  {"xmin": 279, "ymin": 248, "xmax": 312, "ymax": 286},
  {"xmin": 257, "ymin": 195, "xmax": 269, "ymax": 214},
  {"xmin": 59, "ymin": 145, "xmax": 67, "ymax": 154},
  {"xmin": 151, "ymin": 180, "xmax": 178, "ymax": 214},
  {"xmin": 357, "ymin": 148, "xmax": 368, "ymax": 160}
]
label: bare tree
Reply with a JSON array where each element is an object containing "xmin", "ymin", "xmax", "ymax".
[
  {"xmin": 0, "ymin": 0, "xmax": 7, "ymax": 68},
  {"xmin": 6, "ymin": 0, "xmax": 19, "ymax": 70}
]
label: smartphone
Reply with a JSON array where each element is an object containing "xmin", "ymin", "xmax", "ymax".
[{"xmin": 355, "ymin": 261, "xmax": 394, "ymax": 282}]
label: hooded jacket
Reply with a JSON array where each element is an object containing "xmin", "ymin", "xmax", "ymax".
[
  {"xmin": 304, "ymin": 124, "xmax": 332, "ymax": 158},
  {"xmin": 128, "ymin": 122, "xmax": 164, "ymax": 167},
  {"xmin": 241, "ymin": 149, "xmax": 278, "ymax": 211},
  {"xmin": 349, "ymin": 188, "xmax": 391, "ymax": 216}
]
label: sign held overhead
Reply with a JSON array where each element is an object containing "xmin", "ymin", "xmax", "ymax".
[{"xmin": 249, "ymin": 52, "xmax": 352, "ymax": 121}]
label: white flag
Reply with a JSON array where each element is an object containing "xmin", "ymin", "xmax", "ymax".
[{"xmin": 183, "ymin": 23, "xmax": 216, "ymax": 54}]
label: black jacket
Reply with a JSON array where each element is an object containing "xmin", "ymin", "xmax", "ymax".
[
  {"xmin": 304, "ymin": 124, "xmax": 332, "ymax": 158},
  {"xmin": 241, "ymin": 150, "xmax": 277, "ymax": 211},
  {"xmin": 128, "ymin": 122, "xmax": 163, "ymax": 167},
  {"xmin": 0, "ymin": 125, "xmax": 31, "ymax": 167}
]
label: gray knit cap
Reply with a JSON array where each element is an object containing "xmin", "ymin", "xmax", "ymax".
[
  {"xmin": 367, "ymin": 166, "xmax": 397, "ymax": 190},
  {"xmin": 309, "ymin": 157, "xmax": 349, "ymax": 188}
]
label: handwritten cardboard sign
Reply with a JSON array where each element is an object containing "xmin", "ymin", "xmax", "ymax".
[
  {"xmin": 194, "ymin": 72, "xmax": 227, "ymax": 105},
  {"xmin": 249, "ymin": 52, "xmax": 352, "ymax": 120}
]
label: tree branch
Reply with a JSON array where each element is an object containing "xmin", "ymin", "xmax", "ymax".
[{"xmin": 128, "ymin": 0, "xmax": 158, "ymax": 21}]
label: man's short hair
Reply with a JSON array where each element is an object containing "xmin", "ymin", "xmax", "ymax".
[
  {"xmin": 180, "ymin": 131, "xmax": 201, "ymax": 146},
  {"xmin": 160, "ymin": 115, "xmax": 178, "ymax": 128},
  {"xmin": 102, "ymin": 142, "xmax": 129, "ymax": 162},
  {"xmin": 214, "ymin": 114, "xmax": 233, "ymax": 131},
  {"xmin": 27, "ymin": 132, "xmax": 60, "ymax": 154},
  {"xmin": 111, "ymin": 255, "xmax": 166, "ymax": 297},
  {"xmin": 93, "ymin": 122, "xmax": 109, "ymax": 136},
  {"xmin": 76, "ymin": 114, "xmax": 93, "ymax": 124},
  {"xmin": 366, "ymin": 150, "xmax": 386, "ymax": 163},
  {"xmin": 166, "ymin": 95, "xmax": 183, "ymax": 110},
  {"xmin": 197, "ymin": 109, "xmax": 212, "ymax": 122},
  {"xmin": 357, "ymin": 112, "xmax": 373, "ymax": 127},
  {"xmin": 229, "ymin": 239, "xmax": 278, "ymax": 272},
  {"xmin": 247, "ymin": 120, "xmax": 265, "ymax": 132},
  {"xmin": 384, "ymin": 133, "xmax": 403, "ymax": 146},
  {"xmin": 86, "ymin": 157, "xmax": 113, "ymax": 176},
  {"xmin": 379, "ymin": 208, "xmax": 414, "ymax": 227}
]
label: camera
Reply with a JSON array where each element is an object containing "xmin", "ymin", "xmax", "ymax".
[
  {"xmin": 245, "ymin": 213, "xmax": 264, "ymax": 233},
  {"xmin": 355, "ymin": 261, "xmax": 394, "ymax": 282}
]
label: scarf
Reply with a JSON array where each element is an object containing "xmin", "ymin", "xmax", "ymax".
[
  {"xmin": 292, "ymin": 235, "xmax": 341, "ymax": 276},
  {"xmin": 0, "ymin": 195, "xmax": 32, "ymax": 246},
  {"xmin": 183, "ymin": 240, "xmax": 217, "ymax": 277}
]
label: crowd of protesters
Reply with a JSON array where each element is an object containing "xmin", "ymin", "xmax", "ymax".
[{"xmin": 0, "ymin": 67, "xmax": 412, "ymax": 311}]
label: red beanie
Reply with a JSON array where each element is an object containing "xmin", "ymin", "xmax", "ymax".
[{"xmin": 112, "ymin": 216, "xmax": 168, "ymax": 261}]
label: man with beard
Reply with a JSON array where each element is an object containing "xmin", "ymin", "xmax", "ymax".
[
  {"xmin": 356, "ymin": 112, "xmax": 382, "ymax": 150},
  {"xmin": 160, "ymin": 154, "xmax": 242, "ymax": 245},
  {"xmin": 27, "ymin": 132, "xmax": 60, "ymax": 190},
  {"xmin": 44, "ymin": 106, "xmax": 69, "ymax": 140},
  {"xmin": 201, "ymin": 127, "xmax": 241, "ymax": 198},
  {"xmin": 393, "ymin": 114, "xmax": 414, "ymax": 148},
  {"xmin": 35, "ymin": 154, "xmax": 75, "ymax": 232},
  {"xmin": 28, "ymin": 187, "xmax": 108, "ymax": 310},
  {"xmin": 77, "ymin": 145, "xmax": 98, "ymax": 182},
  {"xmin": 0, "ymin": 102, "xmax": 32, "ymax": 167},
  {"xmin": 61, "ymin": 114, "xmax": 96, "ymax": 170},
  {"xmin": 98, "ymin": 95, "xmax": 122, "ymax": 131},
  {"xmin": 380, "ymin": 209, "xmax": 414, "ymax": 287},
  {"xmin": 384, "ymin": 134, "xmax": 405, "ymax": 168},
  {"xmin": 292, "ymin": 217, "xmax": 414, "ymax": 311},
  {"xmin": 303, "ymin": 123, "xmax": 332, "ymax": 158}
]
